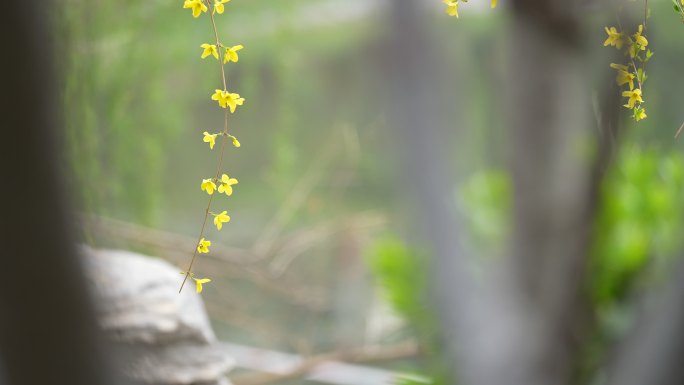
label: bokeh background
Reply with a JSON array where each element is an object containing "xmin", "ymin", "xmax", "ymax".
[{"xmin": 55, "ymin": 0, "xmax": 684, "ymax": 384}]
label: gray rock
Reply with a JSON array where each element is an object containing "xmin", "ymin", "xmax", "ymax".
[{"xmin": 81, "ymin": 247, "xmax": 234, "ymax": 385}]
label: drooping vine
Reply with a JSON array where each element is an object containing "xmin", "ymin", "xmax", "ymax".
[{"xmin": 179, "ymin": 0, "xmax": 245, "ymax": 293}]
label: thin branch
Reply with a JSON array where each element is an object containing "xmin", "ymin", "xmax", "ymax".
[
  {"xmin": 80, "ymin": 214, "xmax": 336, "ymax": 312},
  {"xmin": 674, "ymin": 121, "xmax": 684, "ymax": 139},
  {"xmin": 251, "ymin": 126, "xmax": 346, "ymax": 258},
  {"xmin": 267, "ymin": 212, "xmax": 386, "ymax": 277},
  {"xmin": 228, "ymin": 340, "xmax": 421, "ymax": 385}
]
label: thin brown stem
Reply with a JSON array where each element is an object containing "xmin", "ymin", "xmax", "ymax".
[
  {"xmin": 675, "ymin": 121, "xmax": 684, "ymax": 139},
  {"xmin": 643, "ymin": 0, "xmax": 648, "ymax": 30},
  {"xmin": 207, "ymin": 1, "xmax": 228, "ymax": 90}
]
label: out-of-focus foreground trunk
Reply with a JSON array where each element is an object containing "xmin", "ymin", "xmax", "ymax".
[{"xmin": 0, "ymin": 3, "xmax": 119, "ymax": 385}]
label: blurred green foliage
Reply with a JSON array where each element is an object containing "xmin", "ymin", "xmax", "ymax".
[
  {"xmin": 367, "ymin": 238, "xmax": 432, "ymax": 336},
  {"xmin": 367, "ymin": 237, "xmax": 448, "ymax": 385},
  {"xmin": 592, "ymin": 148, "xmax": 684, "ymax": 305},
  {"xmin": 57, "ymin": 1, "xmax": 188, "ymax": 224},
  {"xmin": 368, "ymin": 147, "xmax": 684, "ymax": 383}
]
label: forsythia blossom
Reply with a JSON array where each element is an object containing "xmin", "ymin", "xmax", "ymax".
[
  {"xmin": 610, "ymin": 63, "xmax": 635, "ymax": 90},
  {"xmin": 213, "ymin": 210, "xmax": 231, "ymax": 230},
  {"xmin": 229, "ymin": 134, "xmax": 240, "ymax": 148},
  {"xmin": 201, "ymin": 178, "xmax": 217, "ymax": 195},
  {"xmin": 604, "ymin": 26, "xmax": 624, "ymax": 49},
  {"xmin": 212, "ymin": 89, "xmax": 245, "ymax": 112},
  {"xmin": 211, "ymin": 89, "xmax": 230, "ymax": 108},
  {"xmin": 183, "ymin": 0, "xmax": 207, "ymax": 18},
  {"xmin": 197, "ymin": 238, "xmax": 211, "ymax": 254},
  {"xmin": 633, "ymin": 24, "xmax": 648, "ymax": 48},
  {"xmin": 224, "ymin": 45, "xmax": 244, "ymax": 63},
  {"xmin": 622, "ymin": 88, "xmax": 643, "ymax": 109},
  {"xmin": 214, "ymin": 0, "xmax": 230, "ymax": 14},
  {"xmin": 201, "ymin": 44, "xmax": 219, "ymax": 60},
  {"xmin": 203, "ymin": 131, "xmax": 218, "ymax": 149},
  {"xmin": 442, "ymin": 0, "xmax": 496, "ymax": 18},
  {"xmin": 193, "ymin": 277, "xmax": 212, "ymax": 293},
  {"xmin": 218, "ymin": 173, "xmax": 238, "ymax": 196},
  {"xmin": 628, "ymin": 24, "xmax": 648, "ymax": 58},
  {"xmin": 225, "ymin": 92, "xmax": 245, "ymax": 113},
  {"xmin": 443, "ymin": 0, "xmax": 459, "ymax": 17}
]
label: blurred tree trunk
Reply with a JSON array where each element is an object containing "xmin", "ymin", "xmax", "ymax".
[
  {"xmin": 504, "ymin": 2, "xmax": 593, "ymax": 384},
  {"xmin": 387, "ymin": 1, "xmax": 622, "ymax": 385},
  {"xmin": 0, "ymin": 3, "xmax": 119, "ymax": 385}
]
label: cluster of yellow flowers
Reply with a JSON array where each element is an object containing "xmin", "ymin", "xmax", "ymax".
[
  {"xmin": 604, "ymin": 23, "xmax": 652, "ymax": 122},
  {"xmin": 442, "ymin": 0, "xmax": 497, "ymax": 18},
  {"xmin": 179, "ymin": 0, "xmax": 245, "ymax": 294}
]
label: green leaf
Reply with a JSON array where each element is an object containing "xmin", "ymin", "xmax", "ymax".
[
  {"xmin": 636, "ymin": 68, "xmax": 647, "ymax": 84},
  {"xmin": 645, "ymin": 49, "xmax": 654, "ymax": 61}
]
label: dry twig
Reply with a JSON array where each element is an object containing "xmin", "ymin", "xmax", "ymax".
[{"xmin": 229, "ymin": 340, "xmax": 421, "ymax": 385}]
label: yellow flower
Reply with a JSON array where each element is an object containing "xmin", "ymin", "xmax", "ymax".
[
  {"xmin": 218, "ymin": 174, "xmax": 238, "ymax": 196},
  {"xmin": 622, "ymin": 88, "xmax": 643, "ymax": 109},
  {"xmin": 213, "ymin": 210, "xmax": 231, "ymax": 230},
  {"xmin": 223, "ymin": 44, "xmax": 244, "ymax": 64},
  {"xmin": 491, "ymin": 0, "xmax": 497, "ymax": 8},
  {"xmin": 443, "ymin": 0, "xmax": 459, "ymax": 17},
  {"xmin": 214, "ymin": 0, "xmax": 230, "ymax": 14},
  {"xmin": 211, "ymin": 89, "xmax": 230, "ymax": 108},
  {"xmin": 225, "ymin": 92, "xmax": 245, "ymax": 113},
  {"xmin": 200, "ymin": 43, "xmax": 219, "ymax": 60},
  {"xmin": 211, "ymin": 89, "xmax": 244, "ymax": 112},
  {"xmin": 229, "ymin": 134, "xmax": 240, "ymax": 148},
  {"xmin": 633, "ymin": 24, "xmax": 648, "ymax": 48},
  {"xmin": 193, "ymin": 277, "xmax": 211, "ymax": 293},
  {"xmin": 610, "ymin": 63, "xmax": 635, "ymax": 90},
  {"xmin": 603, "ymin": 26, "xmax": 624, "ymax": 49},
  {"xmin": 627, "ymin": 25, "xmax": 648, "ymax": 59},
  {"xmin": 203, "ymin": 131, "xmax": 218, "ymax": 149},
  {"xmin": 201, "ymin": 178, "xmax": 217, "ymax": 195},
  {"xmin": 183, "ymin": 0, "xmax": 207, "ymax": 18},
  {"xmin": 197, "ymin": 238, "xmax": 211, "ymax": 254}
]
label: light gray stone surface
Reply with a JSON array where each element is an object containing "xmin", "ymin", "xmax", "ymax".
[{"xmin": 81, "ymin": 247, "xmax": 233, "ymax": 385}]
